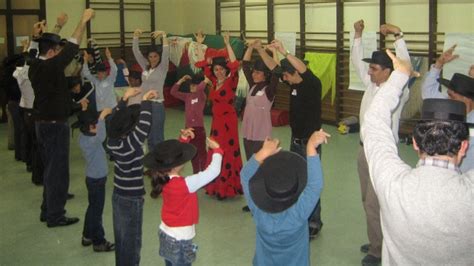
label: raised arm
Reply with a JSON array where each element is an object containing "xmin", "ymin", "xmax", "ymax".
[
  {"xmin": 271, "ymin": 39, "xmax": 307, "ymax": 73},
  {"xmin": 51, "ymin": 12, "xmax": 68, "ymax": 34},
  {"xmin": 81, "ymin": 51, "xmax": 98, "ymax": 83},
  {"xmin": 351, "ymin": 19, "xmax": 371, "ymax": 87},
  {"xmin": 255, "ymin": 40, "xmax": 277, "ymax": 71},
  {"xmin": 71, "ymin": 9, "xmax": 95, "ymax": 45},
  {"xmin": 223, "ymin": 32, "xmax": 236, "ymax": 63},
  {"xmin": 104, "ymin": 47, "xmax": 117, "ymax": 83},
  {"xmin": 170, "ymin": 75, "xmax": 190, "ymax": 100},
  {"xmin": 380, "ymin": 23, "xmax": 410, "ymax": 61},
  {"xmin": 185, "ymin": 138, "xmax": 223, "ymax": 193},
  {"xmin": 132, "ymin": 29, "xmax": 148, "ymax": 70},
  {"xmin": 422, "ymin": 45, "xmax": 458, "ymax": 99},
  {"xmin": 151, "ymin": 30, "xmax": 169, "ymax": 73}
]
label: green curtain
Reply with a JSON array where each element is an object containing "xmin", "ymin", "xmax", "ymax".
[{"xmin": 304, "ymin": 52, "xmax": 336, "ymax": 104}]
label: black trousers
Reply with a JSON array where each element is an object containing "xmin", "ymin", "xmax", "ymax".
[{"xmin": 36, "ymin": 121, "xmax": 70, "ymax": 222}]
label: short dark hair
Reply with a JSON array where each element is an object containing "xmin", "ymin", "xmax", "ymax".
[
  {"xmin": 413, "ymin": 120, "xmax": 469, "ymax": 157},
  {"xmin": 38, "ymin": 41, "xmax": 59, "ymax": 56}
]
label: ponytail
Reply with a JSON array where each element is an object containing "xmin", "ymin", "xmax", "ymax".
[{"xmin": 149, "ymin": 169, "xmax": 171, "ymax": 198}]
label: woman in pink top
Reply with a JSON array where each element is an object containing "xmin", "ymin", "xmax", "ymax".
[{"xmin": 241, "ymin": 39, "xmax": 279, "ymax": 160}]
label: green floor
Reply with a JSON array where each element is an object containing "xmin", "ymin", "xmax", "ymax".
[{"xmin": 0, "ymin": 107, "xmax": 418, "ymax": 266}]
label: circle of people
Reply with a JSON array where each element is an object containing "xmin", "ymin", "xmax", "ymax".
[{"xmin": 6, "ymin": 8, "xmax": 473, "ymax": 266}]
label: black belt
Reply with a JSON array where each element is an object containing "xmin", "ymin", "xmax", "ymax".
[
  {"xmin": 293, "ymin": 137, "xmax": 308, "ymax": 145},
  {"xmin": 37, "ymin": 119, "xmax": 67, "ymax": 124}
]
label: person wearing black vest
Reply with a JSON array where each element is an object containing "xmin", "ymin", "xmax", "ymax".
[{"xmin": 28, "ymin": 8, "xmax": 95, "ymax": 227}]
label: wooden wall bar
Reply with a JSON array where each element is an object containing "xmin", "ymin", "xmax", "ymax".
[{"xmin": 216, "ymin": 0, "xmax": 441, "ymax": 126}]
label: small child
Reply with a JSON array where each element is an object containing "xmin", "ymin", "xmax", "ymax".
[
  {"xmin": 170, "ymin": 74, "xmax": 211, "ymax": 173},
  {"xmin": 240, "ymin": 129, "xmax": 330, "ymax": 266},
  {"xmin": 82, "ymin": 47, "xmax": 118, "ymax": 112},
  {"xmin": 143, "ymin": 129, "xmax": 223, "ymax": 265},
  {"xmin": 106, "ymin": 87, "xmax": 158, "ymax": 266},
  {"xmin": 72, "ymin": 107, "xmax": 114, "ymax": 252}
]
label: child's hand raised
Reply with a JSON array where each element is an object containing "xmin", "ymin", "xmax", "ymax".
[
  {"xmin": 99, "ymin": 107, "xmax": 112, "ymax": 120},
  {"xmin": 306, "ymin": 129, "xmax": 331, "ymax": 156},
  {"xmin": 255, "ymin": 137, "xmax": 281, "ymax": 164},
  {"xmin": 207, "ymin": 137, "xmax": 220, "ymax": 149},
  {"xmin": 143, "ymin": 90, "xmax": 158, "ymax": 101},
  {"xmin": 180, "ymin": 128, "xmax": 195, "ymax": 140},
  {"xmin": 178, "ymin": 75, "xmax": 191, "ymax": 85}
]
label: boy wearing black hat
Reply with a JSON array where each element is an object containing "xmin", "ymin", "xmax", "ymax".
[
  {"xmin": 73, "ymin": 107, "xmax": 114, "ymax": 252},
  {"xmin": 362, "ymin": 48, "xmax": 473, "ymax": 265},
  {"xmin": 106, "ymin": 87, "xmax": 158, "ymax": 266},
  {"xmin": 82, "ymin": 47, "xmax": 118, "ymax": 112},
  {"xmin": 171, "ymin": 74, "xmax": 211, "ymax": 174},
  {"xmin": 240, "ymin": 129, "xmax": 329, "ymax": 266},
  {"xmin": 351, "ymin": 20, "xmax": 411, "ymax": 265},
  {"xmin": 421, "ymin": 44, "xmax": 474, "ymax": 172},
  {"xmin": 28, "ymin": 8, "xmax": 95, "ymax": 228}
]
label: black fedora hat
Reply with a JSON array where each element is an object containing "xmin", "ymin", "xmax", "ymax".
[
  {"xmin": 106, "ymin": 105, "xmax": 136, "ymax": 139},
  {"xmin": 249, "ymin": 151, "xmax": 307, "ymax": 213},
  {"xmin": 37, "ymin": 32, "xmax": 62, "ymax": 44},
  {"xmin": 71, "ymin": 108, "xmax": 98, "ymax": 135},
  {"xmin": 143, "ymin": 139, "xmax": 197, "ymax": 170},
  {"xmin": 362, "ymin": 51, "xmax": 393, "ymax": 70},
  {"xmin": 419, "ymin": 98, "xmax": 467, "ymax": 123},
  {"xmin": 438, "ymin": 73, "xmax": 474, "ymax": 100}
]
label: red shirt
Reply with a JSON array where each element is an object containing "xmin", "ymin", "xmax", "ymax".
[{"xmin": 161, "ymin": 176, "xmax": 199, "ymax": 227}]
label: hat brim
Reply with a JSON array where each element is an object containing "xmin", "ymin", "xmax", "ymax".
[
  {"xmin": 143, "ymin": 142, "xmax": 197, "ymax": 170},
  {"xmin": 249, "ymin": 151, "xmax": 307, "ymax": 213},
  {"xmin": 438, "ymin": 78, "xmax": 451, "ymax": 88},
  {"xmin": 362, "ymin": 58, "xmax": 373, "ymax": 64}
]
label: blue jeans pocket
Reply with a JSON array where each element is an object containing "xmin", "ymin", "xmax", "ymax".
[{"xmin": 159, "ymin": 231, "xmax": 197, "ymax": 265}]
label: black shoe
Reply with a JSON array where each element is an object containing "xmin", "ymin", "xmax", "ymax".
[
  {"xmin": 47, "ymin": 216, "xmax": 79, "ymax": 228},
  {"xmin": 242, "ymin": 205, "xmax": 250, "ymax": 212},
  {"xmin": 309, "ymin": 222, "xmax": 323, "ymax": 239},
  {"xmin": 361, "ymin": 255, "xmax": 381, "ymax": 266},
  {"xmin": 360, "ymin": 243, "xmax": 370, "ymax": 253},
  {"xmin": 82, "ymin": 236, "xmax": 93, "ymax": 246},
  {"xmin": 93, "ymin": 241, "xmax": 115, "ymax": 252},
  {"xmin": 67, "ymin": 193, "xmax": 75, "ymax": 200}
]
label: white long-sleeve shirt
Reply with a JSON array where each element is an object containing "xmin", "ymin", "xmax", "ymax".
[
  {"xmin": 362, "ymin": 70, "xmax": 474, "ymax": 265},
  {"xmin": 13, "ymin": 65, "xmax": 34, "ymax": 109},
  {"xmin": 81, "ymin": 58, "xmax": 118, "ymax": 111},
  {"xmin": 351, "ymin": 37, "xmax": 410, "ymax": 142}
]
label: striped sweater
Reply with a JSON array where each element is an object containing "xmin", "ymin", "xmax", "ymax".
[{"xmin": 107, "ymin": 100, "xmax": 152, "ymax": 197}]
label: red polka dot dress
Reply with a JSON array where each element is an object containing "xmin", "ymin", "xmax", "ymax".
[{"xmin": 200, "ymin": 60, "xmax": 243, "ymax": 199}]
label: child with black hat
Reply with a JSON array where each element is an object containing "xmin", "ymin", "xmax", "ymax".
[
  {"xmin": 106, "ymin": 87, "xmax": 158, "ymax": 266},
  {"xmin": 82, "ymin": 47, "xmax": 117, "ymax": 112},
  {"xmin": 170, "ymin": 74, "xmax": 211, "ymax": 174},
  {"xmin": 72, "ymin": 107, "xmax": 114, "ymax": 252},
  {"xmin": 240, "ymin": 129, "xmax": 330, "ymax": 266},
  {"xmin": 143, "ymin": 129, "xmax": 223, "ymax": 266}
]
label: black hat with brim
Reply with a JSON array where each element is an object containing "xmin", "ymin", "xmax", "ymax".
[
  {"xmin": 106, "ymin": 106, "xmax": 136, "ymax": 139},
  {"xmin": 249, "ymin": 151, "xmax": 307, "ymax": 213},
  {"xmin": 362, "ymin": 50, "xmax": 393, "ymax": 70},
  {"xmin": 143, "ymin": 139, "xmax": 197, "ymax": 170},
  {"xmin": 37, "ymin": 33, "xmax": 62, "ymax": 44},
  {"xmin": 438, "ymin": 73, "xmax": 474, "ymax": 100},
  {"xmin": 419, "ymin": 98, "xmax": 468, "ymax": 123}
]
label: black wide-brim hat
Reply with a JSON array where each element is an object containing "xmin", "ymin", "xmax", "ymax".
[
  {"xmin": 362, "ymin": 50, "xmax": 393, "ymax": 70},
  {"xmin": 438, "ymin": 73, "xmax": 474, "ymax": 100},
  {"xmin": 419, "ymin": 98, "xmax": 468, "ymax": 123},
  {"xmin": 249, "ymin": 151, "xmax": 307, "ymax": 213},
  {"xmin": 106, "ymin": 106, "xmax": 136, "ymax": 139},
  {"xmin": 71, "ymin": 108, "xmax": 98, "ymax": 130},
  {"xmin": 37, "ymin": 32, "xmax": 62, "ymax": 44},
  {"xmin": 143, "ymin": 139, "xmax": 197, "ymax": 170}
]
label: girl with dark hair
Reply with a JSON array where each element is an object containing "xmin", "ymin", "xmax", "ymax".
[
  {"xmin": 131, "ymin": 28, "xmax": 170, "ymax": 151},
  {"xmin": 144, "ymin": 129, "xmax": 223, "ymax": 265},
  {"xmin": 195, "ymin": 32, "xmax": 243, "ymax": 200}
]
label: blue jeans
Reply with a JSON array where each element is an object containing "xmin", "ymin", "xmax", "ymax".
[
  {"xmin": 290, "ymin": 136, "xmax": 323, "ymax": 231},
  {"xmin": 112, "ymin": 192, "xmax": 144, "ymax": 266},
  {"xmin": 36, "ymin": 121, "xmax": 70, "ymax": 222},
  {"xmin": 160, "ymin": 231, "xmax": 197, "ymax": 266},
  {"xmin": 83, "ymin": 177, "xmax": 107, "ymax": 245},
  {"xmin": 148, "ymin": 102, "xmax": 165, "ymax": 151}
]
